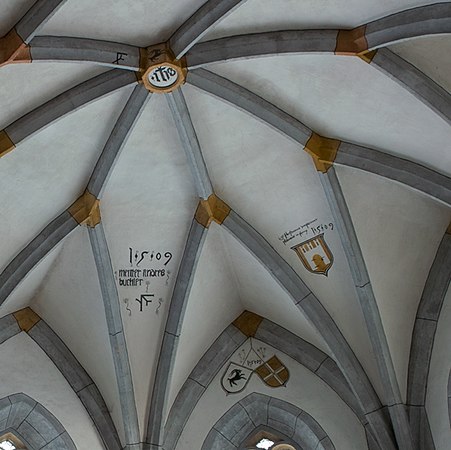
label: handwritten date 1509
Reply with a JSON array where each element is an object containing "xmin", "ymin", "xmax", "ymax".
[
  {"xmin": 129, "ymin": 248, "xmax": 173, "ymax": 267},
  {"xmin": 310, "ymin": 223, "xmax": 334, "ymax": 235}
]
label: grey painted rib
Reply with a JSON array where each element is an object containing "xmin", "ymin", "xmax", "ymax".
[
  {"xmin": 407, "ymin": 231, "xmax": 451, "ymax": 448},
  {"xmin": 0, "ymin": 211, "xmax": 78, "ymax": 307},
  {"xmin": 186, "ymin": 29, "xmax": 337, "ymax": 68},
  {"xmin": 88, "ymin": 223, "xmax": 140, "ymax": 447},
  {"xmin": 146, "ymin": 218, "xmax": 207, "ymax": 448},
  {"xmin": 448, "ymin": 370, "xmax": 451, "ymax": 427},
  {"xmin": 0, "ymin": 314, "xmax": 20, "ymax": 345},
  {"xmin": 319, "ymin": 167, "xmax": 414, "ymax": 449},
  {"xmin": 15, "ymin": 0, "xmax": 68, "ymax": 44},
  {"xmin": 335, "ymin": 142, "xmax": 451, "ymax": 206},
  {"xmin": 29, "ymin": 36, "xmax": 140, "ymax": 70},
  {"xmin": 222, "ymin": 210, "xmax": 396, "ymax": 449},
  {"xmin": 371, "ymin": 48, "xmax": 451, "ymax": 125},
  {"xmin": 28, "ymin": 319, "xmax": 122, "ymax": 450},
  {"xmin": 5, "ymin": 69, "xmax": 137, "ymax": 146},
  {"xmin": 187, "ymin": 69, "xmax": 311, "ymax": 145},
  {"xmin": 0, "ymin": 393, "xmax": 76, "ymax": 450},
  {"xmin": 163, "ymin": 324, "xmax": 246, "ymax": 450},
  {"xmin": 188, "ymin": 69, "xmax": 451, "ymax": 205},
  {"xmin": 186, "ymin": 3, "xmax": 451, "ymax": 67},
  {"xmin": 203, "ymin": 393, "xmax": 334, "ymax": 449},
  {"xmin": 170, "ymin": 0, "xmax": 248, "ymax": 59},
  {"xmin": 365, "ymin": 3, "xmax": 451, "ymax": 50},
  {"xmin": 166, "ymin": 89, "xmax": 213, "ymax": 199},
  {"xmin": 87, "ymin": 84, "xmax": 149, "ymax": 197},
  {"xmin": 255, "ymin": 319, "xmax": 363, "ymax": 423},
  {"xmin": 163, "ymin": 317, "xmax": 374, "ymax": 450}
]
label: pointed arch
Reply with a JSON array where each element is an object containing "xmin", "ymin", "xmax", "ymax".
[
  {"xmin": 164, "ymin": 312, "xmax": 380, "ymax": 450},
  {"xmin": 0, "ymin": 309, "xmax": 121, "ymax": 450},
  {"xmin": 0, "ymin": 393, "xmax": 75, "ymax": 450},
  {"xmin": 202, "ymin": 392, "xmax": 335, "ymax": 450}
]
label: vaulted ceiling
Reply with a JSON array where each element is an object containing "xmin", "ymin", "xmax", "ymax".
[{"xmin": 0, "ymin": 1, "xmax": 450, "ymax": 450}]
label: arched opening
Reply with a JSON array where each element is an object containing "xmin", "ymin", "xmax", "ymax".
[
  {"xmin": 0, "ymin": 433, "xmax": 26, "ymax": 449},
  {"xmin": 202, "ymin": 393, "xmax": 334, "ymax": 449},
  {"xmin": 242, "ymin": 427, "xmax": 298, "ymax": 449},
  {"xmin": 0, "ymin": 394, "xmax": 75, "ymax": 450}
]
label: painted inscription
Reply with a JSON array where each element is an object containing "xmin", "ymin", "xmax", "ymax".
[
  {"xmin": 113, "ymin": 52, "xmax": 128, "ymax": 65},
  {"xmin": 117, "ymin": 248, "xmax": 173, "ymax": 316},
  {"xmin": 148, "ymin": 66, "xmax": 178, "ymax": 88},
  {"xmin": 278, "ymin": 218, "xmax": 334, "ymax": 246}
]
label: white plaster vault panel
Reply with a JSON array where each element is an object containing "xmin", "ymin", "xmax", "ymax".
[
  {"xmin": 204, "ymin": 0, "xmax": 449, "ymax": 41},
  {"xmin": 177, "ymin": 340, "xmax": 366, "ymax": 450},
  {"xmin": 390, "ymin": 35, "xmax": 451, "ymax": 93},
  {"xmin": 209, "ymin": 55, "xmax": 451, "ymax": 176},
  {"xmin": 426, "ymin": 285, "xmax": 451, "ymax": 450},
  {"xmin": 40, "ymin": 0, "xmax": 207, "ymax": 47},
  {"xmin": 184, "ymin": 84, "xmax": 383, "ymax": 397},
  {"xmin": 0, "ymin": 238, "xmax": 64, "ymax": 318},
  {"xmin": 0, "ymin": 85, "xmax": 134, "ymax": 273},
  {"xmin": 0, "ymin": 63, "xmax": 108, "ymax": 129},
  {"xmin": 168, "ymin": 224, "xmax": 244, "ymax": 418},
  {"xmin": 0, "ymin": 332, "xmax": 104, "ymax": 449},
  {"xmin": 101, "ymin": 92, "xmax": 199, "ymax": 437},
  {"xmin": 32, "ymin": 227, "xmax": 125, "ymax": 444},
  {"xmin": 336, "ymin": 165, "xmax": 451, "ymax": 401},
  {"xmin": 0, "ymin": 0, "xmax": 35, "ymax": 36},
  {"xmin": 219, "ymin": 227, "xmax": 328, "ymax": 355}
]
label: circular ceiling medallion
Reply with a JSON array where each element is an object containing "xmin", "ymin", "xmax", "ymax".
[
  {"xmin": 272, "ymin": 445, "xmax": 296, "ymax": 450},
  {"xmin": 148, "ymin": 65, "xmax": 179, "ymax": 88},
  {"xmin": 140, "ymin": 45, "xmax": 187, "ymax": 93}
]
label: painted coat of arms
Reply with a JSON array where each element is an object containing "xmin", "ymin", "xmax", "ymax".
[
  {"xmin": 291, "ymin": 234, "xmax": 333, "ymax": 276},
  {"xmin": 220, "ymin": 339, "xmax": 289, "ymax": 394},
  {"xmin": 220, "ymin": 363, "xmax": 252, "ymax": 394}
]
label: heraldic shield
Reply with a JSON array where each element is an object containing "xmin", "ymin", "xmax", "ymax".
[
  {"xmin": 255, "ymin": 356, "xmax": 289, "ymax": 388},
  {"xmin": 291, "ymin": 233, "xmax": 333, "ymax": 276},
  {"xmin": 221, "ymin": 362, "xmax": 253, "ymax": 394}
]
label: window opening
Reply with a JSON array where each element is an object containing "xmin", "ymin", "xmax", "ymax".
[
  {"xmin": 0, "ymin": 440, "xmax": 16, "ymax": 450},
  {"xmin": 256, "ymin": 438, "xmax": 275, "ymax": 449}
]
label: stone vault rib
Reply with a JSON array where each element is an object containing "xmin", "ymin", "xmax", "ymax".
[
  {"xmin": 0, "ymin": 0, "xmax": 68, "ymax": 67},
  {"xmin": 146, "ymin": 217, "xmax": 208, "ymax": 449},
  {"xmin": 170, "ymin": 0, "xmax": 248, "ymax": 59},
  {"xmin": 187, "ymin": 69, "xmax": 451, "ymax": 206},
  {"xmin": 407, "ymin": 226, "xmax": 451, "ymax": 449},
  {"xmin": 0, "ymin": 70, "xmax": 137, "ymax": 160},
  {"xmin": 222, "ymin": 207, "xmax": 397, "ymax": 449},
  {"xmin": 89, "ymin": 223, "xmax": 141, "ymax": 449},
  {"xmin": 166, "ymin": 88, "xmax": 214, "ymax": 200},
  {"xmin": 186, "ymin": 3, "xmax": 451, "ymax": 67}
]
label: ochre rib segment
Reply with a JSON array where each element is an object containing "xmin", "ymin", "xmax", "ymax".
[
  {"xmin": 359, "ymin": 49, "xmax": 378, "ymax": 64},
  {"xmin": 0, "ymin": 28, "xmax": 31, "ymax": 67},
  {"xmin": 335, "ymin": 26, "xmax": 369, "ymax": 56},
  {"xmin": 194, "ymin": 194, "xmax": 231, "ymax": 228},
  {"xmin": 13, "ymin": 307, "xmax": 41, "ymax": 332},
  {"xmin": 304, "ymin": 133, "xmax": 341, "ymax": 173},
  {"xmin": 0, "ymin": 130, "xmax": 15, "ymax": 158},
  {"xmin": 68, "ymin": 190, "xmax": 101, "ymax": 228},
  {"xmin": 233, "ymin": 311, "xmax": 263, "ymax": 337}
]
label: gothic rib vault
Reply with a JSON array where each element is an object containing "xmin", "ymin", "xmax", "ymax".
[{"xmin": 0, "ymin": 1, "xmax": 450, "ymax": 449}]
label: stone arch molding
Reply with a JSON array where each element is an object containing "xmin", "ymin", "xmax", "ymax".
[
  {"xmin": 202, "ymin": 392, "xmax": 334, "ymax": 450},
  {"xmin": 0, "ymin": 393, "xmax": 76, "ymax": 450}
]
